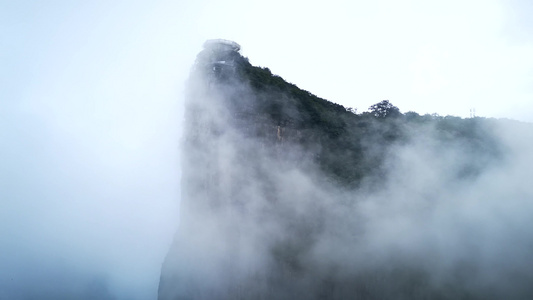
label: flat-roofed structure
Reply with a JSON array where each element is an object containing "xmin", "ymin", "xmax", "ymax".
[{"xmin": 203, "ymin": 39, "xmax": 241, "ymax": 52}]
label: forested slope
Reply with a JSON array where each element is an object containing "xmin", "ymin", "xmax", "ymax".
[{"xmin": 159, "ymin": 41, "xmax": 532, "ymax": 300}]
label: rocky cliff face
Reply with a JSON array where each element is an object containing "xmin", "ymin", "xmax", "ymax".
[
  {"xmin": 158, "ymin": 40, "xmax": 327, "ymax": 300},
  {"xmin": 158, "ymin": 40, "xmax": 533, "ymax": 300}
]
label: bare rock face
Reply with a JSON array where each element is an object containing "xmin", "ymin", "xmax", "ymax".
[{"xmin": 158, "ymin": 41, "xmax": 323, "ymax": 300}]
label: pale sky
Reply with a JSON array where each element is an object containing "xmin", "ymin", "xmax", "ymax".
[
  {"xmin": 1, "ymin": 1, "xmax": 532, "ymax": 299},
  {"xmin": 201, "ymin": 0, "xmax": 533, "ymax": 121}
]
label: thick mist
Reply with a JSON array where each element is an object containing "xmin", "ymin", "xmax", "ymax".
[
  {"xmin": 0, "ymin": 95, "xmax": 180, "ymax": 299},
  {"xmin": 1, "ymin": 2, "xmax": 194, "ymax": 298},
  {"xmin": 5, "ymin": 1, "xmax": 533, "ymax": 299},
  {"xmin": 159, "ymin": 45, "xmax": 533, "ymax": 299}
]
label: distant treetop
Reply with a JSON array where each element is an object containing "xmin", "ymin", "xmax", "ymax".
[{"xmin": 369, "ymin": 100, "xmax": 401, "ymax": 118}]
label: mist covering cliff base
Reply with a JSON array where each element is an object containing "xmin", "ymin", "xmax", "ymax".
[{"xmin": 158, "ymin": 40, "xmax": 533, "ymax": 300}]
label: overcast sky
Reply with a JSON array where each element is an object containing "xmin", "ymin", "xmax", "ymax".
[
  {"xmin": 1, "ymin": 0, "xmax": 533, "ymax": 299},
  {"xmin": 226, "ymin": 0, "xmax": 533, "ymax": 121}
]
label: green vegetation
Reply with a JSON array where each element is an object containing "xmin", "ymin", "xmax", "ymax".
[
  {"xmin": 191, "ymin": 45, "xmax": 508, "ymax": 190},
  {"xmin": 223, "ymin": 56, "xmax": 501, "ymax": 189}
]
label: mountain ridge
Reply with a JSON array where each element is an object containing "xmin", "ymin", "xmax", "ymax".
[{"xmin": 158, "ymin": 40, "xmax": 532, "ymax": 300}]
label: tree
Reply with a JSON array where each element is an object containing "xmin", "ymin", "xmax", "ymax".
[{"xmin": 369, "ymin": 100, "xmax": 400, "ymax": 118}]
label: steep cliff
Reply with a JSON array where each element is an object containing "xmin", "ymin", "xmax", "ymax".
[{"xmin": 158, "ymin": 40, "xmax": 532, "ymax": 300}]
